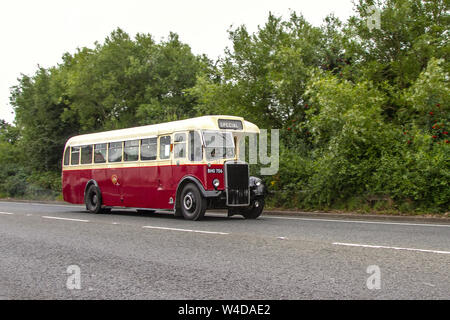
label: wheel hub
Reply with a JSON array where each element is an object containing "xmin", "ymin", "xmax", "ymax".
[{"xmin": 183, "ymin": 193, "xmax": 195, "ymax": 211}]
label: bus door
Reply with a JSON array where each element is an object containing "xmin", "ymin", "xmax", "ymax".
[
  {"xmin": 106, "ymin": 142, "xmax": 124, "ymax": 206},
  {"xmin": 139, "ymin": 137, "xmax": 158, "ymax": 208},
  {"xmin": 172, "ymin": 131, "xmax": 189, "ymax": 187},
  {"xmin": 156, "ymin": 135, "xmax": 173, "ymax": 209},
  {"xmin": 173, "ymin": 132, "xmax": 188, "ymax": 165}
]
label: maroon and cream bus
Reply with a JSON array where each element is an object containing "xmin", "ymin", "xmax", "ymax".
[{"xmin": 62, "ymin": 115, "xmax": 266, "ymax": 220}]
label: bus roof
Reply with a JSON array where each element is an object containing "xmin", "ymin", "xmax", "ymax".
[{"xmin": 65, "ymin": 115, "xmax": 260, "ymax": 146}]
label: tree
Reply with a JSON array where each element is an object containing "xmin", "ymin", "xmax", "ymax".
[
  {"xmin": 10, "ymin": 67, "xmax": 78, "ymax": 172},
  {"xmin": 190, "ymin": 12, "xmax": 346, "ymax": 128},
  {"xmin": 0, "ymin": 120, "xmax": 20, "ymax": 144},
  {"xmin": 64, "ymin": 29, "xmax": 205, "ymax": 131},
  {"xmin": 345, "ymin": 0, "xmax": 449, "ymax": 119}
]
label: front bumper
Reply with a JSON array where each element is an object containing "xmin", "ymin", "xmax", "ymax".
[{"xmin": 204, "ymin": 176, "xmax": 266, "ymax": 209}]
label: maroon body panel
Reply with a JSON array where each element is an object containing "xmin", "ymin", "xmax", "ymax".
[{"xmin": 62, "ymin": 164, "xmax": 225, "ymax": 209}]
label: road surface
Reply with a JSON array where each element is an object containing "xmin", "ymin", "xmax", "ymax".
[{"xmin": 0, "ymin": 201, "xmax": 449, "ymax": 299}]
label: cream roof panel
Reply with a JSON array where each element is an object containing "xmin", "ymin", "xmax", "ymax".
[{"xmin": 65, "ymin": 115, "xmax": 260, "ymax": 147}]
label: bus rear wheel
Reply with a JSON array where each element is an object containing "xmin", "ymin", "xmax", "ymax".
[
  {"xmin": 180, "ymin": 183, "xmax": 206, "ymax": 221},
  {"xmin": 85, "ymin": 184, "xmax": 109, "ymax": 214}
]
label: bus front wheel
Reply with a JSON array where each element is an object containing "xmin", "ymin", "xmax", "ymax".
[
  {"xmin": 241, "ymin": 197, "xmax": 264, "ymax": 219},
  {"xmin": 180, "ymin": 183, "xmax": 206, "ymax": 221},
  {"xmin": 85, "ymin": 184, "xmax": 109, "ymax": 214}
]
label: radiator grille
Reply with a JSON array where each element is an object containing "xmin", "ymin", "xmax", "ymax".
[{"xmin": 225, "ymin": 162, "xmax": 250, "ymax": 206}]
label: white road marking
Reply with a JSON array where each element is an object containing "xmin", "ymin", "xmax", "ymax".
[
  {"xmin": 142, "ymin": 225, "xmax": 229, "ymax": 235},
  {"xmin": 2, "ymin": 202, "xmax": 449, "ymax": 229},
  {"xmin": 0, "ymin": 201, "xmax": 82, "ymax": 208},
  {"xmin": 0, "ymin": 212, "xmax": 14, "ymax": 215},
  {"xmin": 266, "ymin": 216, "xmax": 450, "ymax": 228},
  {"xmin": 332, "ymin": 242, "xmax": 450, "ymax": 255},
  {"xmin": 423, "ymin": 283, "xmax": 435, "ymax": 287},
  {"xmin": 42, "ymin": 216, "xmax": 90, "ymax": 223}
]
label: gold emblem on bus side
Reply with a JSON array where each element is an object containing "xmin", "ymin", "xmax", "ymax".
[{"xmin": 111, "ymin": 175, "xmax": 119, "ymax": 185}]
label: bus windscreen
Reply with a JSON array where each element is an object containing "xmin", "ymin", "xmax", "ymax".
[{"xmin": 203, "ymin": 131, "xmax": 235, "ymax": 161}]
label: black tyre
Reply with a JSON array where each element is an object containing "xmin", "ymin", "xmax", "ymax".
[
  {"xmin": 101, "ymin": 207, "xmax": 111, "ymax": 214},
  {"xmin": 85, "ymin": 184, "xmax": 108, "ymax": 214},
  {"xmin": 241, "ymin": 197, "xmax": 264, "ymax": 219},
  {"xmin": 174, "ymin": 208, "xmax": 183, "ymax": 218},
  {"xmin": 179, "ymin": 183, "xmax": 206, "ymax": 221}
]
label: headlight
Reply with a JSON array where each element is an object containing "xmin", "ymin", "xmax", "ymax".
[
  {"xmin": 255, "ymin": 180, "xmax": 261, "ymax": 186},
  {"xmin": 212, "ymin": 179, "xmax": 220, "ymax": 188}
]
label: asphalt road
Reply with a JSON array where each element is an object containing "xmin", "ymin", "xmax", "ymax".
[{"xmin": 0, "ymin": 201, "xmax": 449, "ymax": 300}]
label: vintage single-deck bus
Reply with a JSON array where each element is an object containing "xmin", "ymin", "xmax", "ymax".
[{"xmin": 62, "ymin": 116, "xmax": 266, "ymax": 220}]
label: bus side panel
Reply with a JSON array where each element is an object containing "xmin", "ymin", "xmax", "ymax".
[
  {"xmin": 91, "ymin": 168, "xmax": 109, "ymax": 205},
  {"xmin": 137, "ymin": 164, "xmax": 209, "ymax": 210},
  {"xmin": 62, "ymin": 169, "xmax": 87, "ymax": 204},
  {"xmin": 62, "ymin": 164, "xmax": 222, "ymax": 209},
  {"xmin": 77, "ymin": 169, "xmax": 92, "ymax": 204},
  {"xmin": 136, "ymin": 164, "xmax": 211, "ymax": 210},
  {"xmin": 62, "ymin": 170, "xmax": 78, "ymax": 204},
  {"xmin": 202, "ymin": 164, "xmax": 225, "ymax": 191},
  {"xmin": 100, "ymin": 168, "xmax": 123, "ymax": 207},
  {"xmin": 174, "ymin": 164, "xmax": 225, "ymax": 191},
  {"xmin": 121, "ymin": 166, "xmax": 149, "ymax": 208},
  {"xmin": 171, "ymin": 164, "xmax": 209, "ymax": 192},
  {"xmin": 171, "ymin": 163, "xmax": 219, "ymax": 203},
  {"xmin": 151, "ymin": 163, "xmax": 173, "ymax": 209},
  {"xmin": 136, "ymin": 165, "xmax": 159, "ymax": 208},
  {"xmin": 124, "ymin": 164, "xmax": 208, "ymax": 210}
]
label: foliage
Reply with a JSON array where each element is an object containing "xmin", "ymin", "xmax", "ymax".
[
  {"xmin": 189, "ymin": 12, "xmax": 348, "ymax": 128},
  {"xmin": 3, "ymin": 0, "xmax": 449, "ymax": 212}
]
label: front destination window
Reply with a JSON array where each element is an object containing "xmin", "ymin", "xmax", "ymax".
[{"xmin": 203, "ymin": 131, "xmax": 235, "ymax": 161}]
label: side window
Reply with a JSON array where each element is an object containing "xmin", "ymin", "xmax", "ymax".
[
  {"xmin": 159, "ymin": 136, "xmax": 171, "ymax": 160},
  {"xmin": 124, "ymin": 140, "xmax": 139, "ymax": 161},
  {"xmin": 80, "ymin": 145, "xmax": 93, "ymax": 164},
  {"xmin": 63, "ymin": 147, "xmax": 70, "ymax": 166},
  {"xmin": 141, "ymin": 138, "xmax": 157, "ymax": 161},
  {"xmin": 174, "ymin": 133, "xmax": 186, "ymax": 159},
  {"xmin": 189, "ymin": 131, "xmax": 203, "ymax": 161},
  {"xmin": 108, "ymin": 142, "xmax": 123, "ymax": 163},
  {"xmin": 70, "ymin": 147, "xmax": 80, "ymax": 165},
  {"xmin": 94, "ymin": 143, "xmax": 107, "ymax": 163}
]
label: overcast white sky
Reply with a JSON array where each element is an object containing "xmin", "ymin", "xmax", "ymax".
[{"xmin": 0, "ymin": 0, "xmax": 355, "ymax": 124}]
